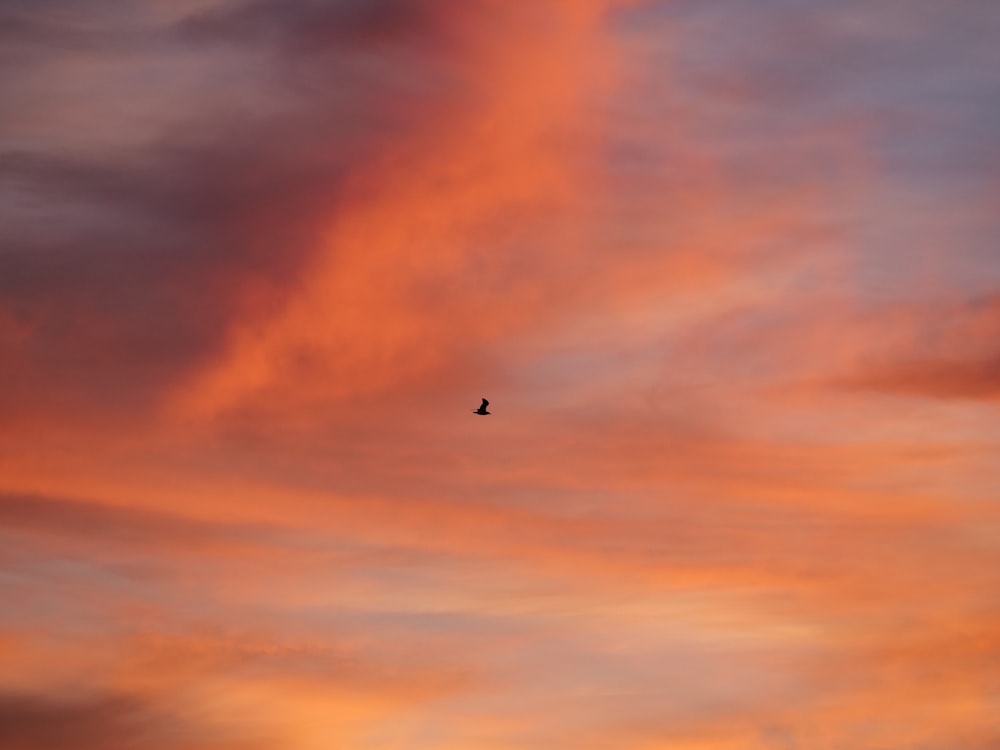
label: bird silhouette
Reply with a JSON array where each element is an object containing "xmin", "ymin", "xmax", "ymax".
[{"xmin": 473, "ymin": 398, "xmax": 490, "ymax": 415}]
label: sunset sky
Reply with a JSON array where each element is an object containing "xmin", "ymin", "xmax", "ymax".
[{"xmin": 2, "ymin": 1, "xmax": 1000, "ymax": 748}]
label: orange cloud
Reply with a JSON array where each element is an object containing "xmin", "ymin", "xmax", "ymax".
[
  {"xmin": 170, "ymin": 2, "xmax": 620, "ymax": 420},
  {"xmin": 3, "ymin": 2, "xmax": 999, "ymax": 748}
]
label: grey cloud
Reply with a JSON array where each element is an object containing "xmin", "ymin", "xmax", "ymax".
[
  {"xmin": 0, "ymin": 690, "xmax": 265, "ymax": 750},
  {"xmin": 0, "ymin": 0, "xmax": 470, "ymax": 422},
  {"xmin": 0, "ymin": 692, "xmax": 160, "ymax": 750},
  {"xmin": 176, "ymin": 0, "xmax": 461, "ymax": 59},
  {"xmin": 0, "ymin": 0, "xmax": 164, "ymax": 65},
  {"xmin": 619, "ymin": 0, "xmax": 1000, "ymax": 187}
]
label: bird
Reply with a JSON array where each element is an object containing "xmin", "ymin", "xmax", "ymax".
[{"xmin": 473, "ymin": 397, "xmax": 491, "ymax": 415}]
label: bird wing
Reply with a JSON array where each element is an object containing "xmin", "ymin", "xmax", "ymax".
[{"xmin": 480, "ymin": 398, "xmax": 489, "ymax": 409}]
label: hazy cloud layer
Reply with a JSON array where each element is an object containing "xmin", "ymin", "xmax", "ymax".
[{"xmin": 2, "ymin": 0, "xmax": 999, "ymax": 748}]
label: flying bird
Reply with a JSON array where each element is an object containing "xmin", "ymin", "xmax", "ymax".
[{"xmin": 473, "ymin": 398, "xmax": 491, "ymax": 415}]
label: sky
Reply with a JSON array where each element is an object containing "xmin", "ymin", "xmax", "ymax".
[{"xmin": 1, "ymin": 0, "xmax": 1000, "ymax": 748}]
